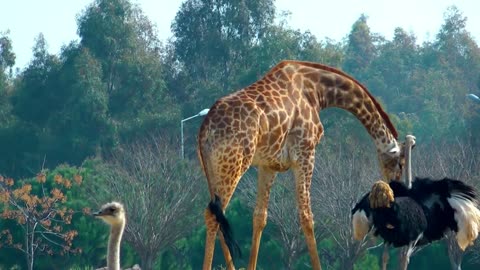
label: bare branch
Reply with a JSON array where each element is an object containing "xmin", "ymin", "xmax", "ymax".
[{"xmin": 86, "ymin": 135, "xmax": 205, "ymax": 269}]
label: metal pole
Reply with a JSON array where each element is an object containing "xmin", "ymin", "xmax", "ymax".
[
  {"xmin": 181, "ymin": 120, "xmax": 185, "ymax": 159},
  {"xmin": 180, "ymin": 108, "xmax": 210, "ymax": 159},
  {"xmin": 467, "ymin": 93, "xmax": 480, "ymax": 103}
]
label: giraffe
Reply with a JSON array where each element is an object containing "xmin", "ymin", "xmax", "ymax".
[{"xmin": 197, "ymin": 60, "xmax": 406, "ymax": 270}]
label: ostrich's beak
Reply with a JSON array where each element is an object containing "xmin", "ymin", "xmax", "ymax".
[{"xmin": 92, "ymin": 210, "xmax": 104, "ymax": 217}]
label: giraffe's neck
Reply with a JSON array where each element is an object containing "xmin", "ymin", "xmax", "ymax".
[
  {"xmin": 321, "ymin": 82, "xmax": 397, "ymax": 152},
  {"xmin": 108, "ymin": 222, "xmax": 125, "ymax": 270},
  {"xmin": 289, "ymin": 63, "xmax": 399, "ymax": 153}
]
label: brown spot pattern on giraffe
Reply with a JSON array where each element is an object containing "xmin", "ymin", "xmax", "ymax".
[{"xmin": 197, "ymin": 60, "xmax": 402, "ymax": 270}]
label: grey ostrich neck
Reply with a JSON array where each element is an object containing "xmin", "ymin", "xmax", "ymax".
[
  {"xmin": 404, "ymin": 135, "xmax": 415, "ymax": 188},
  {"xmin": 108, "ymin": 222, "xmax": 125, "ymax": 270}
]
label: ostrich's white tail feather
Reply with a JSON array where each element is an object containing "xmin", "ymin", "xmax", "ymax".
[
  {"xmin": 352, "ymin": 209, "xmax": 371, "ymax": 240},
  {"xmin": 448, "ymin": 194, "xmax": 480, "ymax": 250}
]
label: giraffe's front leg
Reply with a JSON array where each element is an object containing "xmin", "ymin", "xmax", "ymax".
[
  {"xmin": 293, "ymin": 154, "xmax": 322, "ymax": 270},
  {"xmin": 248, "ymin": 167, "xmax": 277, "ymax": 270},
  {"xmin": 297, "ymin": 197, "xmax": 322, "ymax": 270}
]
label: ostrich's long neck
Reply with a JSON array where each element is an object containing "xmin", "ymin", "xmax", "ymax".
[
  {"xmin": 405, "ymin": 144, "xmax": 412, "ymax": 187},
  {"xmin": 404, "ymin": 135, "xmax": 415, "ymax": 188},
  {"xmin": 108, "ymin": 222, "xmax": 125, "ymax": 270}
]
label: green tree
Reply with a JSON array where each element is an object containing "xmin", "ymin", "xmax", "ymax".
[
  {"xmin": 46, "ymin": 44, "xmax": 113, "ymax": 165},
  {"xmin": 433, "ymin": 6, "xmax": 480, "ymax": 86},
  {"xmin": 170, "ymin": 0, "xmax": 275, "ymax": 111},
  {"xmin": 0, "ymin": 31, "xmax": 15, "ymax": 95},
  {"xmin": 369, "ymin": 28, "xmax": 420, "ymax": 112},
  {"xmin": 6, "ymin": 34, "xmax": 62, "ymax": 177},
  {"xmin": 11, "ymin": 34, "xmax": 61, "ymax": 126},
  {"xmin": 77, "ymin": 0, "xmax": 138, "ymax": 93},
  {"xmin": 77, "ymin": 0, "xmax": 179, "ymax": 141},
  {"xmin": 406, "ymin": 6, "xmax": 480, "ymax": 141},
  {"xmin": 245, "ymin": 17, "xmax": 344, "ymax": 84},
  {"xmin": 37, "ymin": 164, "xmax": 136, "ymax": 269},
  {"xmin": 0, "ymin": 32, "xmax": 16, "ymax": 169},
  {"xmin": 433, "ymin": 6, "xmax": 480, "ymax": 142},
  {"xmin": 343, "ymin": 15, "xmax": 377, "ymax": 81}
]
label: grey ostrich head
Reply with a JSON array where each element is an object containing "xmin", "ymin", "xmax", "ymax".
[{"xmin": 93, "ymin": 201, "xmax": 126, "ymax": 226}]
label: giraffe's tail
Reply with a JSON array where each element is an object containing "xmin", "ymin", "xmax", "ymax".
[{"xmin": 208, "ymin": 195, "xmax": 242, "ymax": 258}]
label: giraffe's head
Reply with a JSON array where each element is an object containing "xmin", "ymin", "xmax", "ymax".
[{"xmin": 377, "ymin": 140, "xmax": 405, "ymax": 182}]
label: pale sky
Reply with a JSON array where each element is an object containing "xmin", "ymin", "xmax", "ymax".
[{"xmin": 1, "ymin": 0, "xmax": 479, "ymax": 70}]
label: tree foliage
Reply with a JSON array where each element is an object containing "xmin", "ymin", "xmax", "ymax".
[
  {"xmin": 0, "ymin": 172, "xmax": 82, "ymax": 270},
  {"xmin": 0, "ymin": 31, "xmax": 15, "ymax": 94},
  {"xmin": 170, "ymin": 0, "xmax": 275, "ymax": 111},
  {"xmin": 343, "ymin": 14, "xmax": 377, "ymax": 81},
  {"xmin": 77, "ymin": 0, "xmax": 179, "ymax": 138},
  {"xmin": 0, "ymin": 31, "xmax": 15, "ymax": 135},
  {"xmin": 0, "ymin": 1, "xmax": 480, "ymax": 269}
]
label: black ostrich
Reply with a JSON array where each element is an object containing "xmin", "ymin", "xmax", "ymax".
[{"xmin": 352, "ymin": 178, "xmax": 480, "ymax": 269}]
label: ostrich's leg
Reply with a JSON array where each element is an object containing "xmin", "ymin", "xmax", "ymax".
[
  {"xmin": 398, "ymin": 246, "xmax": 410, "ymax": 270},
  {"xmin": 399, "ymin": 233, "xmax": 422, "ymax": 270},
  {"xmin": 382, "ymin": 243, "xmax": 390, "ymax": 270},
  {"xmin": 446, "ymin": 231, "xmax": 464, "ymax": 270}
]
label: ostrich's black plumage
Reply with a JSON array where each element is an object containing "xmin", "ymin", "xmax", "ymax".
[
  {"xmin": 352, "ymin": 177, "xmax": 480, "ymax": 250},
  {"xmin": 371, "ymin": 196, "xmax": 427, "ymax": 247}
]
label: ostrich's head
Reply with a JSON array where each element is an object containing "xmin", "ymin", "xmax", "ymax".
[{"xmin": 93, "ymin": 202, "xmax": 126, "ymax": 226}]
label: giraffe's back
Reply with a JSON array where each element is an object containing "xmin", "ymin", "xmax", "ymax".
[{"xmin": 198, "ymin": 86, "xmax": 324, "ymax": 179}]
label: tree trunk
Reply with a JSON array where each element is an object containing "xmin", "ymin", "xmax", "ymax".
[
  {"xmin": 141, "ymin": 251, "xmax": 154, "ymax": 270},
  {"xmin": 26, "ymin": 223, "xmax": 35, "ymax": 270},
  {"xmin": 286, "ymin": 252, "xmax": 294, "ymax": 270},
  {"xmin": 339, "ymin": 252, "xmax": 355, "ymax": 270}
]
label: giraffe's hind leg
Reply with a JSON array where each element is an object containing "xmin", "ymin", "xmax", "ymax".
[
  {"xmin": 203, "ymin": 194, "xmax": 239, "ymax": 270},
  {"xmin": 203, "ymin": 207, "xmax": 236, "ymax": 270},
  {"xmin": 219, "ymin": 232, "xmax": 235, "ymax": 269},
  {"xmin": 203, "ymin": 209, "xmax": 220, "ymax": 270},
  {"xmin": 203, "ymin": 191, "xmax": 241, "ymax": 270},
  {"xmin": 201, "ymin": 141, "xmax": 254, "ymax": 270}
]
